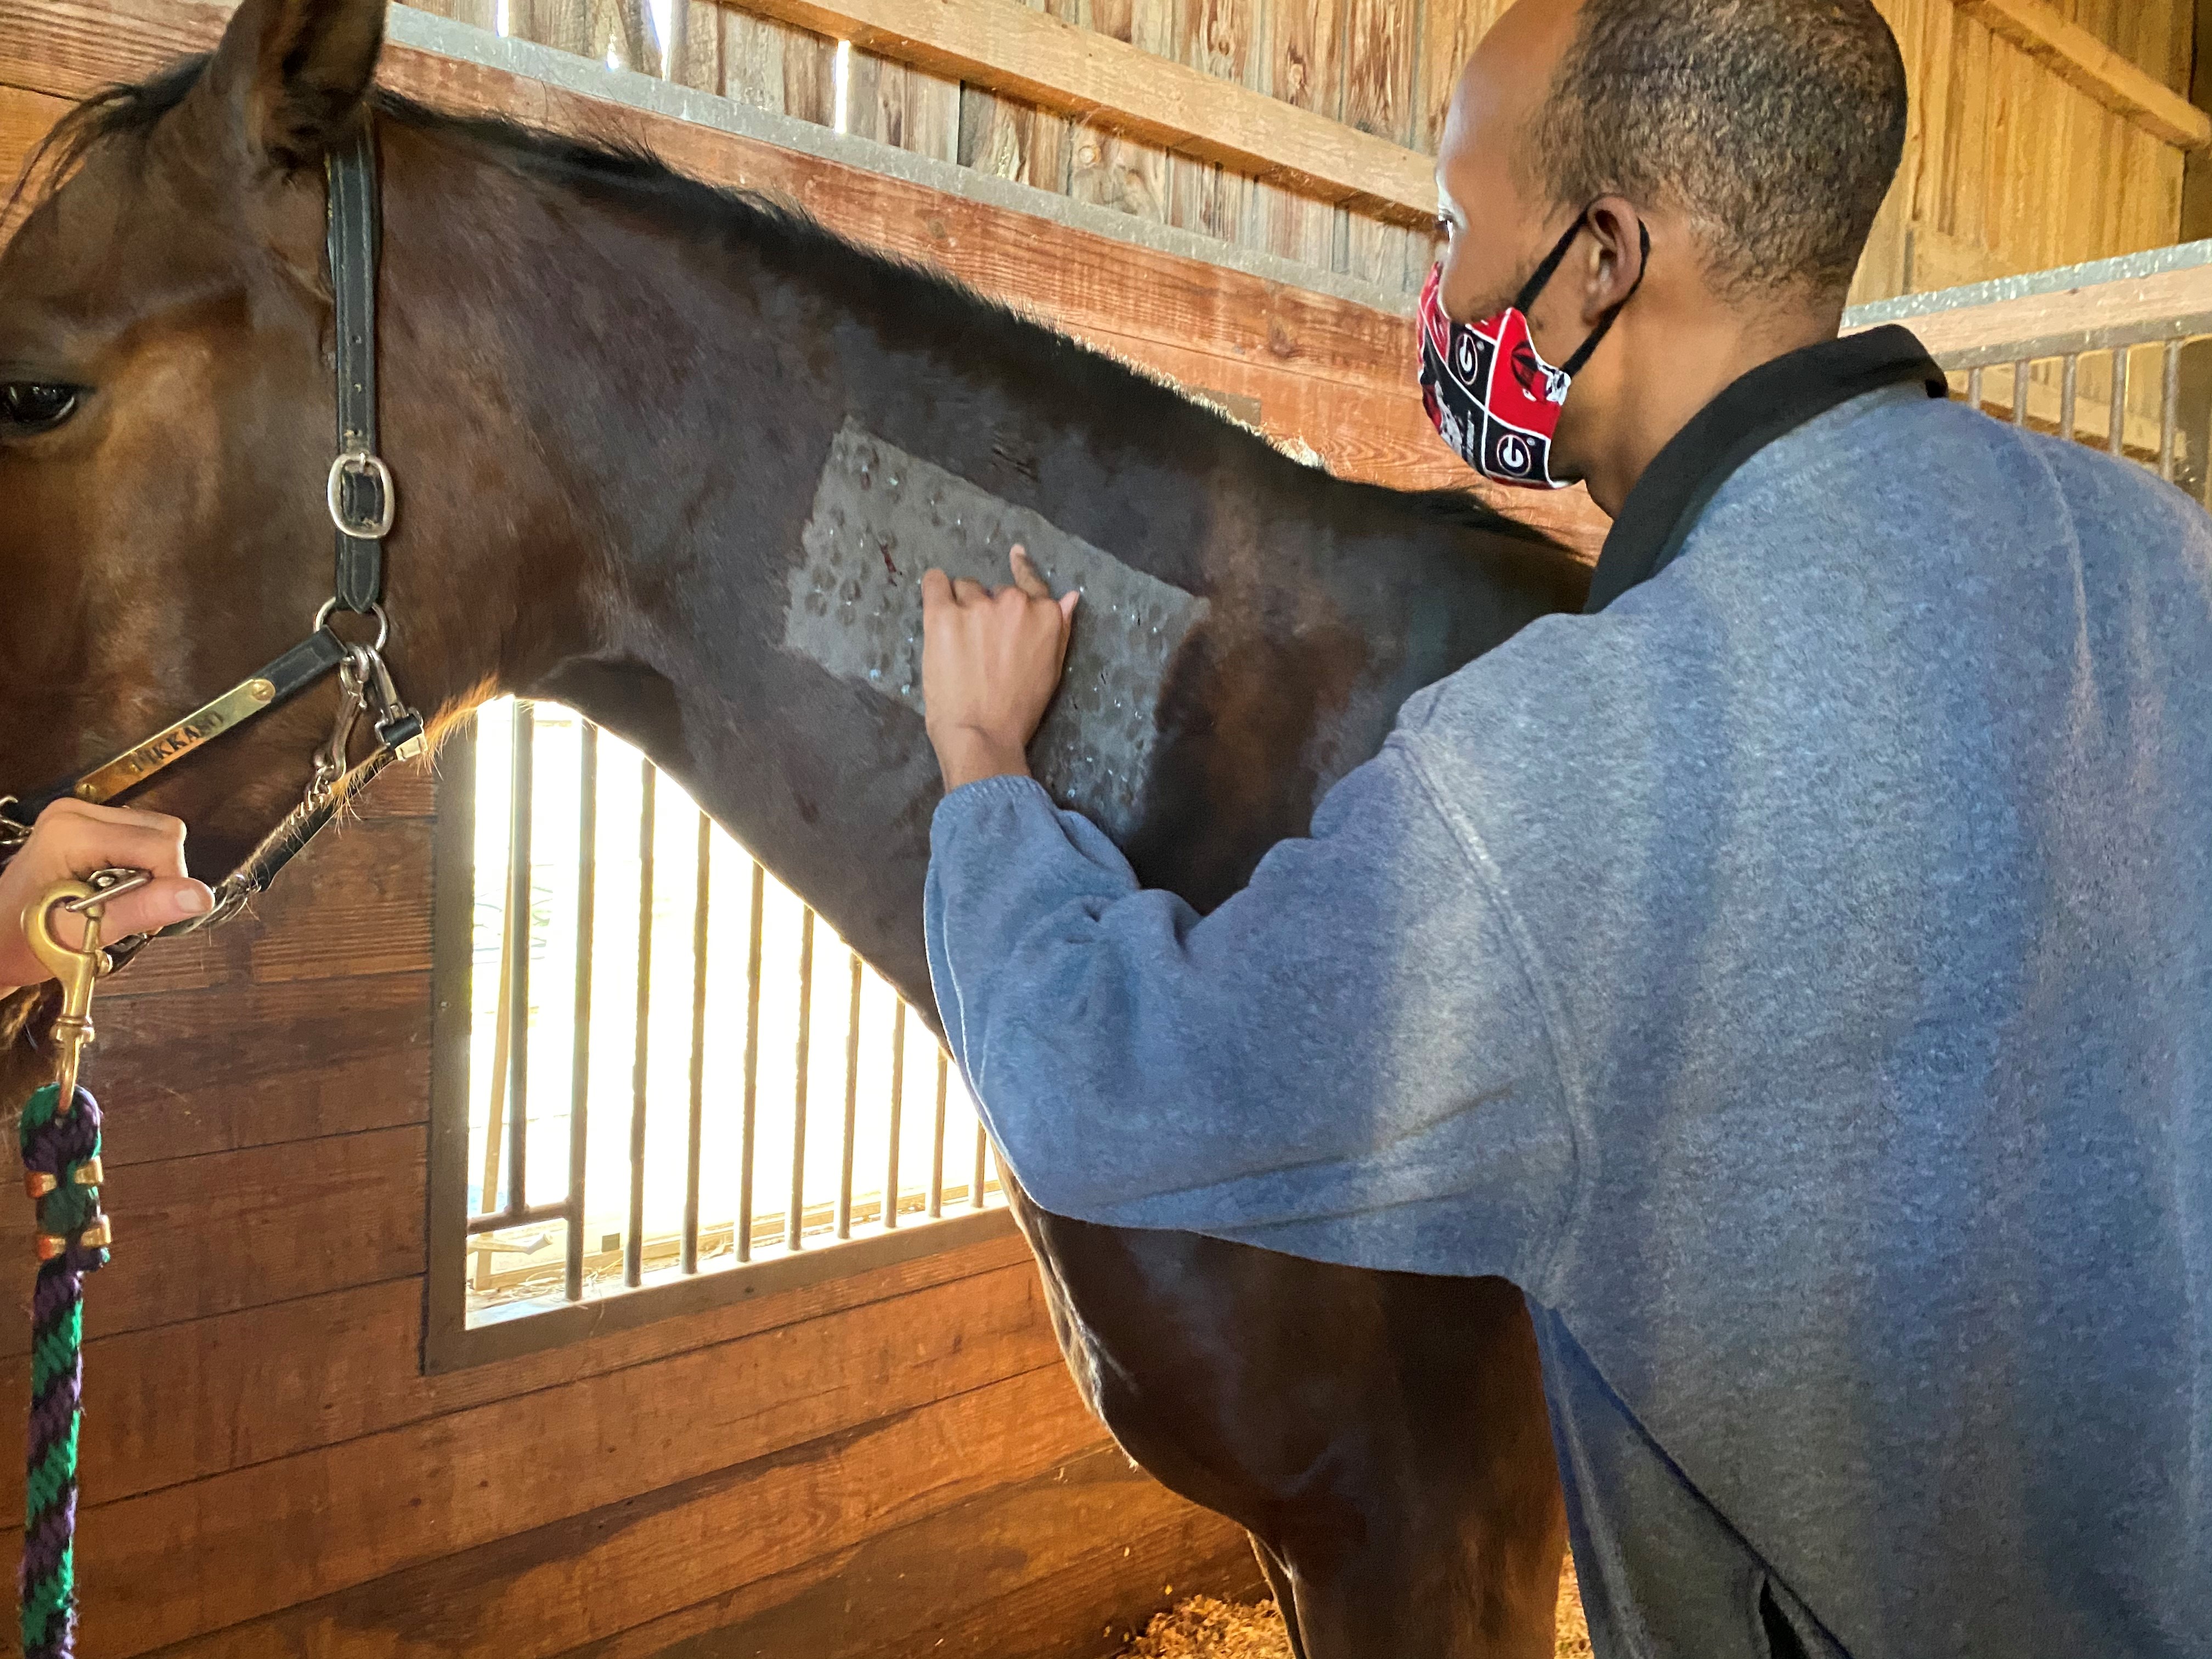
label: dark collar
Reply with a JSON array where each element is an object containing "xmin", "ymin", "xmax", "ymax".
[{"xmin": 1583, "ymin": 324, "xmax": 1948, "ymax": 613}]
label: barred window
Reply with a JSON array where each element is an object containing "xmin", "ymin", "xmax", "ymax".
[{"xmin": 426, "ymin": 699, "xmax": 1006, "ymax": 1367}]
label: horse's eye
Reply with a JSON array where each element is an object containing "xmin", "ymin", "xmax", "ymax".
[{"xmin": 0, "ymin": 383, "xmax": 80, "ymax": 435}]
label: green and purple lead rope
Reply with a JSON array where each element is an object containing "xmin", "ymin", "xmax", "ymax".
[{"xmin": 18, "ymin": 1082, "xmax": 107, "ymax": 1659}]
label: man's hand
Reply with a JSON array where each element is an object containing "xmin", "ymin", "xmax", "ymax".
[
  {"xmin": 0, "ymin": 800, "xmax": 213, "ymax": 996},
  {"xmin": 921, "ymin": 545, "xmax": 1080, "ymax": 793}
]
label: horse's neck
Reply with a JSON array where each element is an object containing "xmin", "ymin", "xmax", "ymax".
[{"xmin": 394, "ymin": 123, "xmax": 1558, "ymax": 1009}]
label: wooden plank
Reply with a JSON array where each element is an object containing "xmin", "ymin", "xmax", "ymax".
[
  {"xmin": 1414, "ymin": 0, "xmax": 1493, "ymax": 154},
  {"xmin": 1340, "ymin": 0, "xmax": 1417, "ymax": 286},
  {"xmin": 92, "ymin": 1362, "xmax": 1096, "ymax": 1655},
  {"xmin": 89, "ymin": 969, "xmax": 430, "ymax": 1165},
  {"xmin": 516, "ymin": 0, "xmax": 591, "ymax": 57},
  {"xmin": 719, "ymin": 5, "xmax": 836, "ymax": 122},
  {"xmin": 1955, "ymin": 0, "xmax": 2210, "ymax": 150},
  {"xmin": 1908, "ymin": 0, "xmax": 1956, "ymax": 249},
  {"xmin": 1165, "ymin": 0, "xmax": 1259, "ymax": 246},
  {"xmin": 95, "ymin": 811, "xmax": 431, "ymax": 996},
  {"xmin": 673, "ymin": 0, "xmax": 722, "ymax": 90},
  {"xmin": 0, "ymin": 81, "xmax": 65, "ymax": 177},
  {"xmin": 1065, "ymin": 0, "xmax": 1172, "ymax": 224},
  {"xmin": 958, "ymin": 74, "xmax": 1076, "ymax": 193},
  {"xmin": 0, "ymin": 1245, "xmax": 1041, "ymax": 1514},
  {"xmin": 559, "ymin": 1444, "xmax": 1265, "ymax": 1659},
  {"xmin": 1250, "ymin": 0, "xmax": 1344, "ymax": 270},
  {"xmin": 0, "ymin": 0, "xmax": 231, "ymax": 97},
  {"xmin": 1849, "ymin": 0, "xmax": 1921, "ymax": 304},
  {"xmin": 845, "ymin": 47, "xmax": 961, "ymax": 162},
  {"xmin": 352, "ymin": 749, "xmax": 441, "ymax": 817},
  {"xmin": 0, "ymin": 1125, "xmax": 427, "ymax": 1352},
  {"xmin": 0, "ymin": 81, "xmax": 68, "ymax": 242},
  {"xmin": 729, "ymin": 0, "xmax": 1436, "ymax": 219},
  {"xmin": 956, "ymin": 0, "xmax": 1081, "ymax": 192},
  {"xmin": 589, "ymin": 0, "xmax": 661, "ymax": 75}
]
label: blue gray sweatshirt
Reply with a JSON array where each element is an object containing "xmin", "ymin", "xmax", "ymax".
[{"xmin": 925, "ymin": 365, "xmax": 2212, "ymax": 1656}]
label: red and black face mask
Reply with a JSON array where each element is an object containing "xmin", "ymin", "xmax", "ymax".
[{"xmin": 1418, "ymin": 212, "xmax": 1649, "ymax": 489}]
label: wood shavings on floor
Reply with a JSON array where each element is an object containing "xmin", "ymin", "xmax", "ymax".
[{"xmin": 1119, "ymin": 1558, "xmax": 1592, "ymax": 1658}]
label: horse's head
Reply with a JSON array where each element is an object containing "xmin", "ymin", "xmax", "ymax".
[{"xmin": 0, "ymin": 0, "xmax": 509, "ymax": 881}]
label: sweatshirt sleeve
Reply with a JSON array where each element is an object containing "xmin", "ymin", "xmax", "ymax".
[{"xmin": 923, "ymin": 737, "xmax": 1576, "ymax": 1284}]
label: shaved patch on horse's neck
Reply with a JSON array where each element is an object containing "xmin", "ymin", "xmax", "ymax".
[{"xmin": 785, "ymin": 421, "xmax": 1210, "ymax": 842}]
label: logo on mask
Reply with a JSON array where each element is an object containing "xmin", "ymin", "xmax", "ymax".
[{"xmin": 1510, "ymin": 340, "xmax": 1571, "ymax": 407}]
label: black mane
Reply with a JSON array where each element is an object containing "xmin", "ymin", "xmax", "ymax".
[{"xmin": 15, "ymin": 54, "xmax": 1545, "ymax": 543}]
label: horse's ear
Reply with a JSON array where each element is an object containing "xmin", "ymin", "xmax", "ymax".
[{"xmin": 198, "ymin": 0, "xmax": 386, "ymax": 170}]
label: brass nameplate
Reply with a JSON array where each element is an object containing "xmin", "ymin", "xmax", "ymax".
[{"xmin": 74, "ymin": 678, "xmax": 278, "ymax": 804}]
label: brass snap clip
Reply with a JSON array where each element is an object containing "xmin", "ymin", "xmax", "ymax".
[{"xmin": 24, "ymin": 876, "xmax": 124, "ymax": 1115}]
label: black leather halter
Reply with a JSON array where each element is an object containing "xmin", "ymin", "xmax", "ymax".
[{"xmin": 0, "ymin": 123, "xmax": 424, "ymax": 961}]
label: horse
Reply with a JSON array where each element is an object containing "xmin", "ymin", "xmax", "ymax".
[{"xmin": 0, "ymin": 0, "xmax": 1588, "ymax": 1650}]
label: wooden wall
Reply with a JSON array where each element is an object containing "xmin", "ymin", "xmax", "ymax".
[
  {"xmin": 1856, "ymin": 0, "xmax": 2199, "ymax": 301},
  {"xmin": 402, "ymin": 0, "xmax": 2202, "ymax": 311},
  {"xmin": 1, "ymin": 0, "xmax": 2205, "ymax": 1654}
]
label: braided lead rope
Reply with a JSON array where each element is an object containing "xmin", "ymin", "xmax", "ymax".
[{"xmin": 17, "ymin": 1084, "xmax": 107, "ymax": 1659}]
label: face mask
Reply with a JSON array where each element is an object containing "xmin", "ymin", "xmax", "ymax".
[{"xmin": 1418, "ymin": 212, "xmax": 1646, "ymax": 489}]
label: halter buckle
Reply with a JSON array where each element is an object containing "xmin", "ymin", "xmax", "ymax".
[{"xmin": 326, "ymin": 450, "xmax": 396, "ymax": 541}]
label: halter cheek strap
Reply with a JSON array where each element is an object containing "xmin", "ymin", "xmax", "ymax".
[{"xmin": 328, "ymin": 122, "xmax": 390, "ymax": 611}]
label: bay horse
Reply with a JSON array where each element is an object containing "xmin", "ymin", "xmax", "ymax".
[{"xmin": 0, "ymin": 0, "xmax": 1587, "ymax": 1650}]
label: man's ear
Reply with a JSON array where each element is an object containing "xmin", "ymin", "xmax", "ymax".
[
  {"xmin": 192, "ymin": 0, "xmax": 386, "ymax": 172},
  {"xmin": 1580, "ymin": 198, "xmax": 1649, "ymax": 323}
]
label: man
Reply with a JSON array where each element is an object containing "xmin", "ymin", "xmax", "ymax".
[{"xmin": 919, "ymin": 1, "xmax": 2212, "ymax": 1655}]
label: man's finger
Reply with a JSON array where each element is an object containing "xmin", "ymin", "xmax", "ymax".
[
  {"xmin": 84, "ymin": 878, "xmax": 216, "ymax": 941},
  {"xmin": 1058, "ymin": 590, "xmax": 1081, "ymax": 624},
  {"xmin": 922, "ymin": 568, "xmax": 953, "ymax": 611},
  {"xmin": 952, "ymin": 578, "xmax": 988, "ymax": 604},
  {"xmin": 1009, "ymin": 544, "xmax": 1051, "ymax": 601}
]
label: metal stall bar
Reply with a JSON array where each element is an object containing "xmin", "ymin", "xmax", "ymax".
[
  {"xmin": 929, "ymin": 1047, "xmax": 949, "ymax": 1218},
  {"xmin": 973, "ymin": 1122, "xmax": 989, "ymax": 1210},
  {"xmin": 565, "ymin": 720, "xmax": 599, "ymax": 1304},
  {"xmin": 2059, "ymin": 354, "xmax": 2078, "ymax": 443},
  {"xmin": 682, "ymin": 809, "xmax": 712, "ymax": 1276},
  {"xmin": 625, "ymin": 758, "xmax": 656, "ymax": 1289},
  {"xmin": 495, "ymin": 701, "xmax": 535, "ymax": 1234},
  {"xmin": 788, "ymin": 908, "xmax": 815, "ymax": 1250},
  {"xmin": 883, "ymin": 1002, "xmax": 906, "ymax": 1231},
  {"xmin": 738, "ymin": 861, "xmax": 764, "ymax": 1262},
  {"xmin": 2011, "ymin": 360, "xmax": 2030, "ymax": 427},
  {"xmin": 471, "ymin": 849, "xmax": 516, "ymax": 1290},
  {"xmin": 837, "ymin": 951, "xmax": 862, "ymax": 1239},
  {"xmin": 2162, "ymin": 341, "xmax": 2182, "ymax": 482},
  {"xmin": 1966, "ymin": 366, "xmax": 1983, "ymax": 412}
]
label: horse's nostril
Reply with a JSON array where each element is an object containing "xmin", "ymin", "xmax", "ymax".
[{"xmin": 0, "ymin": 383, "xmax": 80, "ymax": 433}]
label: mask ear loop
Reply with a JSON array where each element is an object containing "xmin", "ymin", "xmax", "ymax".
[
  {"xmin": 1560, "ymin": 219, "xmax": 1653, "ymax": 377},
  {"xmin": 1510, "ymin": 211, "xmax": 1596, "ymax": 315}
]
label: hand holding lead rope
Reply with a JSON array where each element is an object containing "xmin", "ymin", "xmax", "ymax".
[{"xmin": 16, "ymin": 875, "xmax": 123, "ymax": 1659}]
